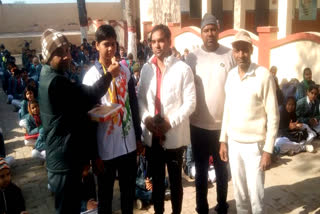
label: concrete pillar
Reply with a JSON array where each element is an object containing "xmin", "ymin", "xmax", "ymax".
[
  {"xmin": 277, "ymin": 0, "xmax": 293, "ymax": 39},
  {"xmin": 234, "ymin": 0, "xmax": 246, "ymax": 29},
  {"xmin": 139, "ymin": 0, "xmax": 152, "ymax": 41},
  {"xmin": 202, "ymin": 0, "xmax": 212, "ymax": 17},
  {"xmin": 257, "ymin": 26, "xmax": 278, "ymax": 69}
]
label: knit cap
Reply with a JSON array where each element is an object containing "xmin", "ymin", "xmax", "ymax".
[
  {"xmin": 201, "ymin": 13, "xmax": 218, "ymax": 30},
  {"xmin": 0, "ymin": 158, "xmax": 10, "ymax": 171},
  {"xmin": 41, "ymin": 29, "xmax": 69, "ymax": 63}
]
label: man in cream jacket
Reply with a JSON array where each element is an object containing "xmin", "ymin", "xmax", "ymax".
[
  {"xmin": 138, "ymin": 24, "xmax": 196, "ymax": 214},
  {"xmin": 219, "ymin": 31, "xmax": 279, "ymax": 214}
]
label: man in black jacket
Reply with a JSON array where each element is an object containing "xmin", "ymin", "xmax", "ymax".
[{"xmin": 38, "ymin": 29, "xmax": 118, "ymax": 214}]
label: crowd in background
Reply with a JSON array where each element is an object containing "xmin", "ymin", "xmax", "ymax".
[{"xmin": 0, "ymin": 20, "xmax": 319, "ymax": 214}]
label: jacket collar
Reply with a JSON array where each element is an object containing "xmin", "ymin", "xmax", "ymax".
[
  {"xmin": 148, "ymin": 54, "xmax": 177, "ymax": 70},
  {"xmin": 94, "ymin": 60, "xmax": 104, "ymax": 75}
]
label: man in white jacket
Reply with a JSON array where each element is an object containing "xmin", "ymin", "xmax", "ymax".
[
  {"xmin": 138, "ymin": 24, "xmax": 196, "ymax": 214},
  {"xmin": 219, "ymin": 31, "xmax": 279, "ymax": 214}
]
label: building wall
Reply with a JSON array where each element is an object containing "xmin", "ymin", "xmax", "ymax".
[
  {"xmin": 270, "ymin": 37, "xmax": 320, "ymax": 83},
  {"xmin": 172, "ymin": 26, "xmax": 320, "ymax": 84},
  {"xmin": 0, "ymin": 3, "xmax": 123, "ymax": 34},
  {"xmin": 181, "ymin": 0, "xmax": 320, "ymax": 34}
]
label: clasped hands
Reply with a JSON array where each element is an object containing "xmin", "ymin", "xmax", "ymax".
[{"xmin": 145, "ymin": 115, "xmax": 172, "ymax": 137}]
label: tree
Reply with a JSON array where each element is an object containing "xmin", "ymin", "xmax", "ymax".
[
  {"xmin": 125, "ymin": 0, "xmax": 137, "ymax": 60},
  {"xmin": 77, "ymin": 0, "xmax": 88, "ymax": 43}
]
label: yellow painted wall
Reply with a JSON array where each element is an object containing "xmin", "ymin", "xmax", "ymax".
[{"xmin": 0, "ymin": 3, "xmax": 123, "ymax": 34}]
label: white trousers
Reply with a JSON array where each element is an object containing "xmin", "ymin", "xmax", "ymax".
[
  {"xmin": 275, "ymin": 124, "xmax": 316, "ymax": 155},
  {"xmin": 31, "ymin": 149, "xmax": 46, "ymax": 160},
  {"xmin": 228, "ymin": 139, "xmax": 265, "ymax": 214}
]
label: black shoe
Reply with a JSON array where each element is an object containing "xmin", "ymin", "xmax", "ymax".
[{"xmin": 214, "ymin": 203, "xmax": 229, "ymax": 214}]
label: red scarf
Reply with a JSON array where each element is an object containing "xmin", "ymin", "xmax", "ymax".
[
  {"xmin": 151, "ymin": 57, "xmax": 162, "ymax": 115},
  {"xmin": 33, "ymin": 114, "xmax": 41, "ymax": 127}
]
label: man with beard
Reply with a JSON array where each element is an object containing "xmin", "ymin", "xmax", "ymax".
[
  {"xmin": 38, "ymin": 28, "xmax": 119, "ymax": 213},
  {"xmin": 138, "ymin": 24, "xmax": 196, "ymax": 214},
  {"xmin": 185, "ymin": 13, "xmax": 235, "ymax": 214}
]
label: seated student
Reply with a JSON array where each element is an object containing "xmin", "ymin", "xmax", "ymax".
[
  {"xmin": 68, "ymin": 62, "xmax": 81, "ymax": 85},
  {"xmin": 80, "ymin": 165, "xmax": 98, "ymax": 213},
  {"xmin": 270, "ymin": 66, "xmax": 284, "ymax": 106},
  {"xmin": 296, "ymin": 84, "xmax": 320, "ymax": 134},
  {"xmin": 296, "ymin": 68, "xmax": 315, "ymax": 101},
  {"xmin": 135, "ymin": 154, "xmax": 152, "ymax": 209},
  {"xmin": 281, "ymin": 78, "xmax": 300, "ymax": 100},
  {"xmin": 24, "ymin": 101, "xmax": 46, "ymax": 160},
  {"xmin": 275, "ymin": 97, "xmax": 315, "ymax": 155},
  {"xmin": 0, "ymin": 158, "xmax": 28, "ymax": 214},
  {"xmin": 7, "ymin": 68, "xmax": 24, "ymax": 111},
  {"xmin": 28, "ymin": 56, "xmax": 42, "ymax": 82},
  {"xmin": 19, "ymin": 85, "xmax": 37, "ymax": 126}
]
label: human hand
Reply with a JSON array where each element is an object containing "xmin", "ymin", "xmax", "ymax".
[
  {"xmin": 93, "ymin": 158, "xmax": 104, "ymax": 176},
  {"xmin": 157, "ymin": 117, "xmax": 171, "ymax": 135},
  {"xmin": 259, "ymin": 152, "xmax": 272, "ymax": 171},
  {"xmin": 136, "ymin": 140, "xmax": 145, "ymax": 156},
  {"xmin": 20, "ymin": 211, "xmax": 29, "ymax": 214},
  {"xmin": 82, "ymin": 164, "xmax": 91, "ymax": 177},
  {"xmin": 296, "ymin": 123, "xmax": 303, "ymax": 129},
  {"xmin": 309, "ymin": 118, "xmax": 318, "ymax": 127},
  {"xmin": 108, "ymin": 57, "xmax": 120, "ymax": 78},
  {"xmin": 87, "ymin": 199, "xmax": 98, "ymax": 210},
  {"xmin": 145, "ymin": 177, "xmax": 153, "ymax": 191},
  {"xmin": 289, "ymin": 120, "xmax": 297, "ymax": 130},
  {"xmin": 219, "ymin": 142, "xmax": 228, "ymax": 162},
  {"xmin": 145, "ymin": 116, "xmax": 157, "ymax": 133}
]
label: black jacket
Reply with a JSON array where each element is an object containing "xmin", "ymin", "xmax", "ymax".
[
  {"xmin": 38, "ymin": 65, "xmax": 112, "ymax": 173},
  {"xmin": 0, "ymin": 183, "xmax": 25, "ymax": 214}
]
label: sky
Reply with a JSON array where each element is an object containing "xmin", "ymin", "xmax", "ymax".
[{"xmin": 2, "ymin": 0, "xmax": 120, "ymax": 3}]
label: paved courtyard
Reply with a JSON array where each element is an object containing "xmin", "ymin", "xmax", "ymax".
[{"xmin": 1, "ymin": 84, "xmax": 320, "ymax": 214}]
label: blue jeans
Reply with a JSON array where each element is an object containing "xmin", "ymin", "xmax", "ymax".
[{"xmin": 190, "ymin": 125, "xmax": 229, "ymax": 214}]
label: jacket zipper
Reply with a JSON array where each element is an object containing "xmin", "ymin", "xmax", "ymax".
[{"xmin": 2, "ymin": 190, "xmax": 7, "ymax": 213}]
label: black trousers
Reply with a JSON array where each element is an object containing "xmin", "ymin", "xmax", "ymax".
[
  {"xmin": 151, "ymin": 136, "xmax": 184, "ymax": 214},
  {"xmin": 48, "ymin": 169, "xmax": 83, "ymax": 214},
  {"xmin": 97, "ymin": 151, "xmax": 137, "ymax": 214},
  {"xmin": 190, "ymin": 125, "xmax": 229, "ymax": 214}
]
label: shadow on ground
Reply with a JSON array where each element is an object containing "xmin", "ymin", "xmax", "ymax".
[{"xmin": 265, "ymin": 176, "xmax": 320, "ymax": 213}]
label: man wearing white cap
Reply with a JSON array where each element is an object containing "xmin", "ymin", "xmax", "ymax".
[
  {"xmin": 186, "ymin": 13, "xmax": 235, "ymax": 214},
  {"xmin": 219, "ymin": 31, "xmax": 279, "ymax": 214}
]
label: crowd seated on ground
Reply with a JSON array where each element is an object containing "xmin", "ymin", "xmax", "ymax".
[{"xmin": 272, "ymin": 66, "xmax": 319, "ymax": 157}]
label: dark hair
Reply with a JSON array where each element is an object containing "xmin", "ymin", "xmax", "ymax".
[
  {"xmin": 28, "ymin": 100, "xmax": 39, "ymax": 115},
  {"xmin": 285, "ymin": 96, "xmax": 296, "ymax": 105},
  {"xmin": 95, "ymin": 25, "xmax": 117, "ymax": 43},
  {"xmin": 12, "ymin": 68, "xmax": 22, "ymax": 77},
  {"xmin": 303, "ymin": 67, "xmax": 312, "ymax": 76},
  {"xmin": 23, "ymin": 85, "xmax": 37, "ymax": 100},
  {"xmin": 127, "ymin": 53, "xmax": 133, "ymax": 60},
  {"xmin": 150, "ymin": 24, "xmax": 171, "ymax": 41},
  {"xmin": 307, "ymin": 84, "xmax": 318, "ymax": 92}
]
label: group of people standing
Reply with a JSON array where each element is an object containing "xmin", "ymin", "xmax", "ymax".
[{"xmin": 39, "ymin": 13, "xmax": 280, "ymax": 214}]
